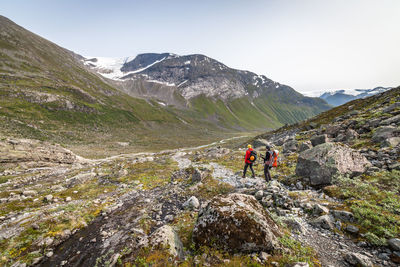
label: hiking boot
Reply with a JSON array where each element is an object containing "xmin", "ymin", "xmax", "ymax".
[
  {"xmin": 251, "ymin": 175, "xmax": 255, "ymax": 178},
  {"xmin": 242, "ymin": 175, "xmax": 245, "ymax": 178}
]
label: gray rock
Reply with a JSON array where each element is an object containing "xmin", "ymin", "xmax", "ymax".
[
  {"xmin": 45, "ymin": 251, "xmax": 53, "ymax": 258},
  {"xmin": 344, "ymin": 252, "xmax": 373, "ymax": 267},
  {"xmin": 282, "ymin": 217, "xmax": 305, "ymax": 234},
  {"xmin": 377, "ymin": 252, "xmax": 390, "ymax": 260},
  {"xmin": 310, "ymin": 215, "xmax": 335, "ymax": 230},
  {"xmin": 164, "ymin": 214, "xmax": 174, "ymax": 222},
  {"xmin": 383, "ymin": 102, "xmax": 400, "ymax": 113},
  {"xmin": 382, "ymin": 137, "xmax": 400, "ymax": 148},
  {"xmin": 183, "ymin": 196, "xmax": 200, "ymax": 210},
  {"xmin": 331, "ymin": 210, "xmax": 354, "ymax": 222},
  {"xmin": 149, "ymin": 225, "xmax": 184, "ymax": 259},
  {"xmin": 296, "ymin": 143, "xmax": 371, "ymax": 186},
  {"xmin": 310, "ymin": 134, "xmax": 328, "ymax": 147},
  {"xmin": 193, "ymin": 193, "xmax": 282, "ymax": 253},
  {"xmin": 255, "ymin": 190, "xmax": 264, "ymax": 200},
  {"xmin": 345, "ymin": 129, "xmax": 359, "ymax": 141},
  {"xmin": 191, "ymin": 168, "xmax": 204, "ymax": 183},
  {"xmin": 283, "ymin": 139, "xmax": 298, "ymax": 154},
  {"xmin": 335, "ymin": 133, "xmax": 346, "ymax": 142},
  {"xmin": 44, "ymin": 195, "xmax": 53, "ymax": 202},
  {"xmin": 388, "ymin": 238, "xmax": 400, "ymax": 251},
  {"xmin": 298, "ymin": 141, "xmax": 312, "ymax": 153},
  {"xmin": 372, "ymin": 126, "xmax": 399, "ymax": 144},
  {"xmin": 259, "ymin": 251, "xmax": 270, "ymax": 262},
  {"xmin": 22, "ymin": 190, "xmax": 38, "ymax": 197},
  {"xmin": 313, "ymin": 204, "xmax": 329, "ymax": 216},
  {"xmin": 380, "ymin": 114, "xmax": 400, "ymax": 126},
  {"xmin": 325, "ymin": 125, "xmax": 341, "ymax": 137},
  {"xmin": 295, "ymin": 181, "xmax": 303, "ymax": 190},
  {"xmin": 345, "ymin": 225, "xmax": 359, "ymax": 234}
]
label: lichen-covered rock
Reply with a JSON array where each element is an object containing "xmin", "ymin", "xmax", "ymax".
[
  {"xmin": 298, "ymin": 141, "xmax": 312, "ymax": 153},
  {"xmin": 310, "ymin": 215, "xmax": 335, "ymax": 230},
  {"xmin": 344, "ymin": 252, "xmax": 373, "ymax": 267},
  {"xmin": 149, "ymin": 225, "xmax": 184, "ymax": 259},
  {"xmin": 295, "ymin": 143, "xmax": 371, "ymax": 186},
  {"xmin": 192, "ymin": 193, "xmax": 281, "ymax": 253},
  {"xmin": 183, "ymin": 196, "xmax": 200, "ymax": 210}
]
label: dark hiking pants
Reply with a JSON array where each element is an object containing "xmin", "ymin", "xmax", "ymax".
[
  {"xmin": 264, "ymin": 165, "xmax": 272, "ymax": 182},
  {"xmin": 243, "ymin": 163, "xmax": 255, "ymax": 177}
]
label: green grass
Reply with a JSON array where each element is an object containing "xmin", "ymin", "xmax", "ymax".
[{"xmin": 325, "ymin": 171, "xmax": 400, "ymax": 245}]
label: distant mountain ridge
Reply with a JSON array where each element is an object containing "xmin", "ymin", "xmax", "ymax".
[
  {"xmin": 0, "ymin": 15, "xmax": 330, "ymax": 155},
  {"xmin": 83, "ymin": 53, "xmax": 330, "ymax": 127},
  {"xmin": 319, "ymin": 87, "xmax": 392, "ymax": 106}
]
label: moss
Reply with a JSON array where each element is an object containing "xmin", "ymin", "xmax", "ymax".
[
  {"xmin": 332, "ymin": 171, "xmax": 400, "ymax": 244},
  {"xmin": 277, "ymin": 234, "xmax": 319, "ymax": 266},
  {"xmin": 194, "ymin": 176, "xmax": 235, "ymax": 199}
]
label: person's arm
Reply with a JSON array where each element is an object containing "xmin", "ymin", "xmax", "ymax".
[{"xmin": 245, "ymin": 150, "xmax": 250, "ymax": 161}]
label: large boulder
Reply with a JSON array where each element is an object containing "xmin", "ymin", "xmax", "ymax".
[
  {"xmin": 298, "ymin": 141, "xmax": 312, "ymax": 153},
  {"xmin": 283, "ymin": 139, "xmax": 298, "ymax": 154},
  {"xmin": 371, "ymin": 126, "xmax": 399, "ymax": 144},
  {"xmin": 295, "ymin": 143, "xmax": 371, "ymax": 186},
  {"xmin": 310, "ymin": 134, "xmax": 328, "ymax": 147},
  {"xmin": 192, "ymin": 193, "xmax": 281, "ymax": 253},
  {"xmin": 149, "ymin": 225, "xmax": 184, "ymax": 259}
]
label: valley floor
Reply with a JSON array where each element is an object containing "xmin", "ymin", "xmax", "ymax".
[{"xmin": 1, "ymin": 134, "xmax": 398, "ymax": 267}]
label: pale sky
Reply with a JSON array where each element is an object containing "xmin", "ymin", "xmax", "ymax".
[{"xmin": 1, "ymin": 0, "xmax": 400, "ymax": 95}]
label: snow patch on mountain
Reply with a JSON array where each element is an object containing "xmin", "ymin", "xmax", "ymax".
[{"xmin": 83, "ymin": 55, "xmax": 173, "ymax": 80}]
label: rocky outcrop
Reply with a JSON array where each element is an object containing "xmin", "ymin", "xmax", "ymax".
[
  {"xmin": 295, "ymin": 143, "xmax": 371, "ymax": 186},
  {"xmin": 0, "ymin": 138, "xmax": 79, "ymax": 165},
  {"xmin": 192, "ymin": 193, "xmax": 281, "ymax": 253}
]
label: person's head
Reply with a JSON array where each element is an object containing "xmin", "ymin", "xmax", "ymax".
[
  {"xmin": 247, "ymin": 144, "xmax": 252, "ymax": 149},
  {"xmin": 266, "ymin": 145, "xmax": 270, "ymax": 151}
]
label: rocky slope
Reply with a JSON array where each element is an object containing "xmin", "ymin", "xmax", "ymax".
[{"xmin": 1, "ymin": 87, "xmax": 399, "ymax": 267}]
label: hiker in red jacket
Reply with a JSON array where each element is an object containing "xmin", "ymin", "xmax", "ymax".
[{"xmin": 242, "ymin": 144, "xmax": 255, "ymax": 178}]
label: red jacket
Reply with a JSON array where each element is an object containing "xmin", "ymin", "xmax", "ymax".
[{"xmin": 245, "ymin": 148, "xmax": 253, "ymax": 164}]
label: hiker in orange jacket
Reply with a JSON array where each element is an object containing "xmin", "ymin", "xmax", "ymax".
[{"xmin": 242, "ymin": 144, "xmax": 255, "ymax": 178}]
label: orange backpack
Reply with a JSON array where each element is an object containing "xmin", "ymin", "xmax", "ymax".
[{"xmin": 272, "ymin": 150, "xmax": 279, "ymax": 167}]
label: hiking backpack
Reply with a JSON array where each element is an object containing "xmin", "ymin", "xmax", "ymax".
[
  {"xmin": 271, "ymin": 150, "xmax": 279, "ymax": 167},
  {"xmin": 249, "ymin": 150, "xmax": 257, "ymax": 163}
]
